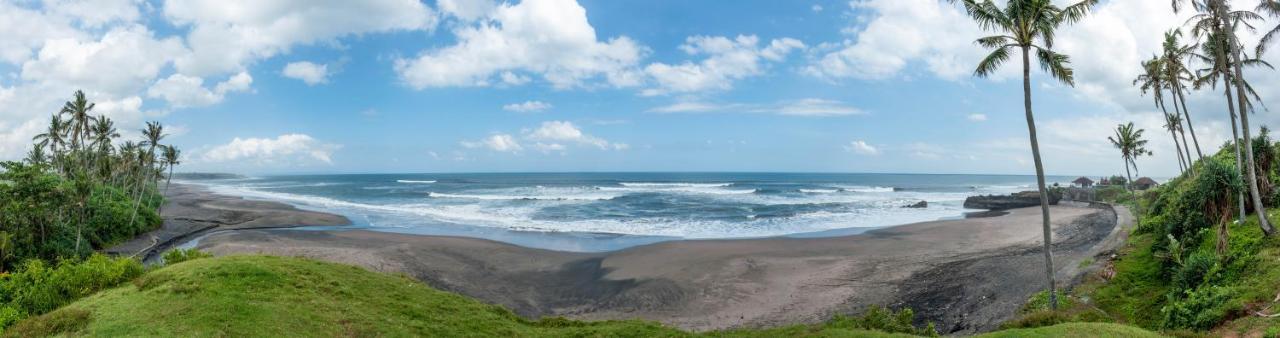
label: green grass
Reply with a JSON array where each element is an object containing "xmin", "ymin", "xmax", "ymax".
[
  {"xmin": 977, "ymin": 322, "xmax": 1167, "ymax": 337},
  {"xmin": 2, "ymin": 255, "xmax": 1167, "ymax": 338}
]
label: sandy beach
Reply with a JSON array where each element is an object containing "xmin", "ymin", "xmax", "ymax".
[{"xmin": 130, "ymin": 183, "xmax": 1131, "ymax": 334}]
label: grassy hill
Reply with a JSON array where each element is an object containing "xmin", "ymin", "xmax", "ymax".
[{"xmin": 3, "ymin": 255, "xmax": 1163, "ymax": 337}]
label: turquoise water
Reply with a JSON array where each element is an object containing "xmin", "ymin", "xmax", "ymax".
[{"xmin": 183, "ymin": 173, "xmax": 1075, "ymax": 252}]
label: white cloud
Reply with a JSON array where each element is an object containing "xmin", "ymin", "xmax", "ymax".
[
  {"xmin": 503, "ymin": 100, "xmax": 552, "ymax": 113},
  {"xmin": 967, "ymin": 113, "xmax": 987, "ymax": 122},
  {"xmin": 844, "ymin": 140, "xmax": 879, "ymax": 155},
  {"xmin": 462, "ymin": 120, "xmax": 624, "ymax": 154},
  {"xmin": 642, "ymin": 35, "xmax": 804, "ymax": 96},
  {"xmin": 0, "ymin": 1, "xmax": 84, "ymax": 64},
  {"xmin": 147, "ymin": 72, "xmax": 252, "ymax": 108},
  {"xmin": 649, "ymin": 98, "xmax": 863, "ymax": 117},
  {"xmin": 282, "ymin": 61, "xmax": 329, "ymax": 85},
  {"xmin": 462, "ymin": 134, "xmax": 523, "ymax": 152},
  {"xmin": 200, "ymin": 134, "xmax": 341, "ymax": 164},
  {"xmin": 44, "ymin": 0, "xmax": 142, "ymax": 28},
  {"xmin": 812, "ymin": 4, "xmax": 823, "ymax": 12},
  {"xmin": 438, "ymin": 0, "xmax": 497, "ymax": 21},
  {"xmin": 527, "ymin": 120, "xmax": 612, "ymax": 149},
  {"xmin": 805, "ymin": 0, "xmax": 989, "ymax": 81},
  {"xmin": 165, "ymin": 0, "xmax": 438, "ymax": 77},
  {"xmin": 22, "ymin": 25, "xmax": 186, "ymax": 98},
  {"xmin": 395, "ymin": 0, "xmax": 645, "ymax": 89}
]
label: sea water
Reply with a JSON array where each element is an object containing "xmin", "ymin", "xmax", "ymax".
[{"xmin": 183, "ymin": 173, "xmax": 1074, "ymax": 252}]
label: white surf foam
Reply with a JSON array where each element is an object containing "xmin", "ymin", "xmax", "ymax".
[
  {"xmin": 397, "ymin": 180, "xmax": 437, "ymax": 184},
  {"xmin": 619, "ymin": 182, "xmax": 732, "ymax": 187}
]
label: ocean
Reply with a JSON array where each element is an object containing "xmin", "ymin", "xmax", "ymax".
[{"xmin": 182, "ymin": 173, "xmax": 1076, "ymax": 252}]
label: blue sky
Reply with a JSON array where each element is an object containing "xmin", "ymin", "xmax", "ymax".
[{"xmin": 2, "ymin": 0, "xmax": 1280, "ymax": 177}]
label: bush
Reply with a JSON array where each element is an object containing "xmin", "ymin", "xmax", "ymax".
[
  {"xmin": 1172, "ymin": 252, "xmax": 1217, "ymax": 293},
  {"xmin": 1160, "ymin": 285, "xmax": 1235, "ymax": 330},
  {"xmin": 162, "ymin": 248, "xmax": 212, "ymax": 265},
  {"xmin": 824, "ymin": 305, "xmax": 938, "ymax": 336},
  {"xmin": 0, "ymin": 254, "xmax": 142, "ymax": 331}
]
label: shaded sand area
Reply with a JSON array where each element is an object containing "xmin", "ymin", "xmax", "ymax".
[{"xmin": 117, "ymin": 184, "xmax": 1131, "ymax": 334}]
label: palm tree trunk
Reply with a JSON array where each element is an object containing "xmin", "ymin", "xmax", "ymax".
[
  {"xmin": 1170, "ymin": 128, "xmax": 1187, "ymax": 173},
  {"xmin": 1022, "ymin": 46, "xmax": 1057, "ymax": 309},
  {"xmin": 1224, "ymin": 73, "xmax": 1249, "ymax": 225},
  {"xmin": 1124, "ymin": 158, "xmax": 1140, "ymax": 225},
  {"xmin": 1167, "ymin": 93, "xmax": 1195, "ymax": 167},
  {"xmin": 1175, "ymin": 84, "xmax": 1203, "ymax": 159},
  {"xmin": 1222, "ymin": 6, "xmax": 1276, "ymax": 235}
]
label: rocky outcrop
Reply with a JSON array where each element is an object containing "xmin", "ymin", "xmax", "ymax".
[
  {"xmin": 903, "ymin": 200, "xmax": 928, "ymax": 208},
  {"xmin": 963, "ymin": 191, "xmax": 1060, "ymax": 210}
]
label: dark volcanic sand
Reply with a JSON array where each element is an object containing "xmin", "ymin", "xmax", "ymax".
[{"xmin": 150, "ymin": 183, "xmax": 1131, "ymax": 333}]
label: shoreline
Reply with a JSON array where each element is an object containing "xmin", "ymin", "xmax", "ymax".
[{"xmin": 130, "ymin": 183, "xmax": 1133, "ymax": 333}]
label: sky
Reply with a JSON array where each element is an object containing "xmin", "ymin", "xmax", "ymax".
[{"xmin": 1, "ymin": 0, "xmax": 1280, "ymax": 177}]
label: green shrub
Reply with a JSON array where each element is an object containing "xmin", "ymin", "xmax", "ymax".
[
  {"xmin": 1172, "ymin": 252, "xmax": 1217, "ymax": 293},
  {"xmin": 1160, "ymin": 285, "xmax": 1235, "ymax": 330},
  {"xmin": 824, "ymin": 305, "xmax": 938, "ymax": 336},
  {"xmin": 0, "ymin": 254, "xmax": 142, "ymax": 330},
  {"xmin": 162, "ymin": 248, "xmax": 212, "ymax": 265}
]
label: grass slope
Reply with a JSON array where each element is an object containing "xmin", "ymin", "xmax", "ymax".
[{"xmin": 4, "ymin": 255, "xmax": 1163, "ymax": 337}]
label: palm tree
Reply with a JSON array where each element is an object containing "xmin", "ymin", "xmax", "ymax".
[
  {"xmin": 59, "ymin": 90, "xmax": 95, "ymax": 153},
  {"xmin": 160, "ymin": 145, "xmax": 180, "ymax": 196},
  {"xmin": 32, "ymin": 115, "xmax": 69, "ymax": 173},
  {"xmin": 1135, "ymin": 56, "xmax": 1187, "ymax": 173},
  {"xmin": 1193, "ymin": 29, "xmax": 1272, "ymax": 224},
  {"xmin": 1257, "ymin": 0, "xmax": 1279, "ymax": 55},
  {"xmin": 952, "ymin": 0, "xmax": 1099, "ymax": 310},
  {"xmin": 1181, "ymin": 0, "xmax": 1275, "ymax": 235},
  {"xmin": 128, "ymin": 122, "xmax": 166, "ymax": 226},
  {"xmin": 1108, "ymin": 122, "xmax": 1151, "ymax": 225},
  {"xmin": 1163, "ymin": 113, "xmax": 1188, "ymax": 173},
  {"xmin": 1161, "ymin": 29, "xmax": 1204, "ymax": 160}
]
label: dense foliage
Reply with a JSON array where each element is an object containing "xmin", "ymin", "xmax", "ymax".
[
  {"xmin": 0, "ymin": 255, "xmax": 143, "ymax": 330},
  {"xmin": 0, "ymin": 91, "xmax": 177, "ymax": 270}
]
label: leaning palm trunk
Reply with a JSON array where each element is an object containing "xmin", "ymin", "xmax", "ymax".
[
  {"xmin": 1221, "ymin": 5, "xmax": 1276, "ymax": 235},
  {"xmin": 1169, "ymin": 126, "xmax": 1188, "ymax": 172},
  {"xmin": 1168, "ymin": 95, "xmax": 1195, "ymax": 167},
  {"xmin": 1019, "ymin": 46, "xmax": 1058, "ymax": 309},
  {"xmin": 1174, "ymin": 86, "xmax": 1203, "ymax": 159},
  {"xmin": 1224, "ymin": 73, "xmax": 1249, "ymax": 224},
  {"xmin": 1124, "ymin": 159, "xmax": 1141, "ymax": 225}
]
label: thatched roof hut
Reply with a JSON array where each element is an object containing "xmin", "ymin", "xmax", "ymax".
[
  {"xmin": 1072, "ymin": 176, "xmax": 1094, "ymax": 187},
  {"xmin": 1133, "ymin": 177, "xmax": 1159, "ymax": 190}
]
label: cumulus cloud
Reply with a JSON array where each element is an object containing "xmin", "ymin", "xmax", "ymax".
[
  {"xmin": 804, "ymin": 0, "xmax": 989, "ymax": 81},
  {"xmin": 200, "ymin": 133, "xmax": 341, "ymax": 164},
  {"xmin": 649, "ymin": 98, "xmax": 863, "ymax": 116},
  {"xmin": 147, "ymin": 72, "xmax": 253, "ymax": 108},
  {"xmin": 967, "ymin": 113, "xmax": 987, "ymax": 122},
  {"xmin": 642, "ymin": 35, "xmax": 804, "ymax": 96},
  {"xmin": 282, "ymin": 61, "xmax": 329, "ymax": 85},
  {"xmin": 462, "ymin": 134, "xmax": 524, "ymax": 152},
  {"xmin": 844, "ymin": 140, "xmax": 879, "ymax": 155},
  {"xmin": 502, "ymin": 100, "xmax": 552, "ymax": 113},
  {"xmin": 165, "ymin": 0, "xmax": 438, "ymax": 77},
  {"xmin": 461, "ymin": 120, "xmax": 625, "ymax": 153},
  {"xmin": 394, "ymin": 0, "xmax": 645, "ymax": 89}
]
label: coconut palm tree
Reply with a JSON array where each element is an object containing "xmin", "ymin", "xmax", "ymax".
[
  {"xmin": 1182, "ymin": 0, "xmax": 1276, "ymax": 235},
  {"xmin": 951, "ymin": 0, "xmax": 1099, "ymax": 310},
  {"xmin": 1135, "ymin": 56, "xmax": 1188, "ymax": 173},
  {"xmin": 1164, "ymin": 113, "xmax": 1189, "ymax": 173},
  {"xmin": 32, "ymin": 115, "xmax": 69, "ymax": 173},
  {"xmin": 160, "ymin": 145, "xmax": 180, "ymax": 196},
  {"xmin": 128, "ymin": 122, "xmax": 166, "ymax": 227},
  {"xmin": 1161, "ymin": 29, "xmax": 1204, "ymax": 160},
  {"xmin": 59, "ymin": 90, "xmax": 95, "ymax": 153},
  {"xmin": 1257, "ymin": 0, "xmax": 1280, "ymax": 55},
  {"xmin": 1108, "ymin": 122, "xmax": 1151, "ymax": 224}
]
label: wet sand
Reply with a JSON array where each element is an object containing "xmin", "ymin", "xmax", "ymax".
[{"xmin": 125, "ymin": 183, "xmax": 1131, "ymax": 334}]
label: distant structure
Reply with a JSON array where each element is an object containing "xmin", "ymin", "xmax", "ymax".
[
  {"xmin": 1133, "ymin": 177, "xmax": 1159, "ymax": 190},
  {"xmin": 1072, "ymin": 176, "xmax": 1094, "ymax": 188}
]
